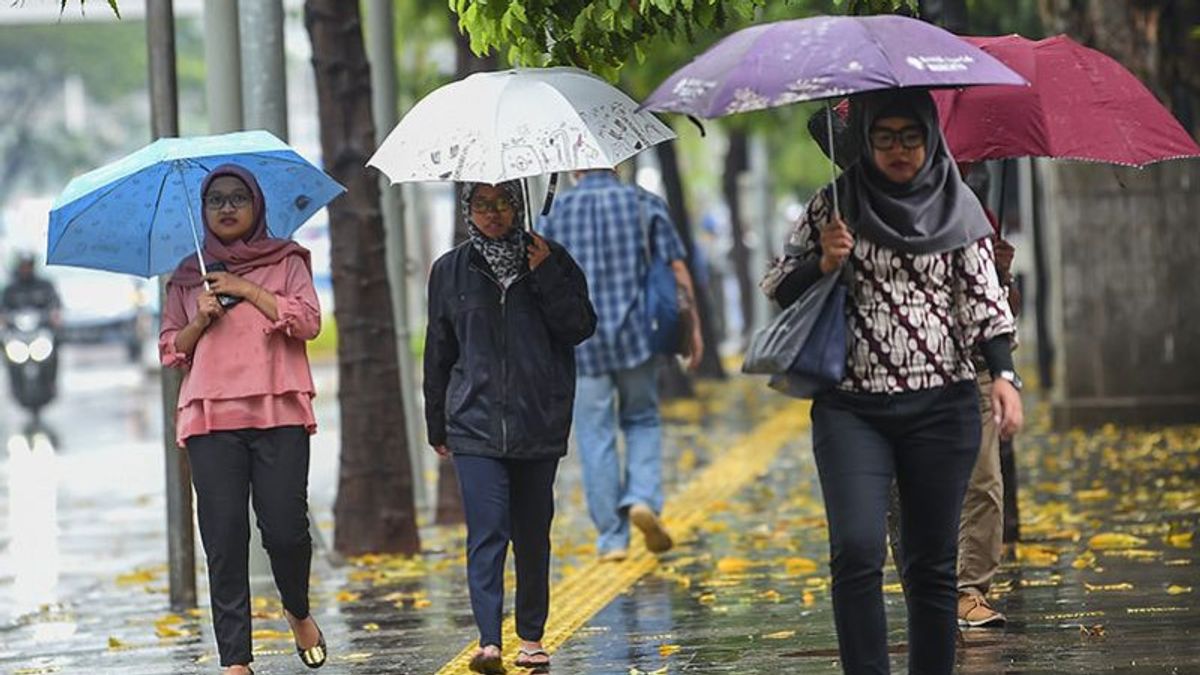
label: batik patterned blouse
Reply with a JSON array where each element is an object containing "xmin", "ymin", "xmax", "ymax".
[{"xmin": 760, "ymin": 187, "xmax": 1014, "ymax": 394}]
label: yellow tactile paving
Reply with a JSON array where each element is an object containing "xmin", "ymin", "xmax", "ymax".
[{"xmin": 435, "ymin": 399, "xmax": 810, "ymax": 674}]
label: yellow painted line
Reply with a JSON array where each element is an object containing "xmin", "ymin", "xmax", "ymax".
[{"xmin": 435, "ymin": 399, "xmax": 811, "ymax": 674}]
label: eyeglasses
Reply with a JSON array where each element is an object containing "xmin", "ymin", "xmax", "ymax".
[
  {"xmin": 469, "ymin": 198, "xmax": 514, "ymax": 215},
  {"xmin": 204, "ymin": 192, "xmax": 253, "ymax": 210},
  {"xmin": 868, "ymin": 125, "xmax": 925, "ymax": 151}
]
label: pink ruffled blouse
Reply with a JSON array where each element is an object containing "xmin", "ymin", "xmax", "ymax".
[{"xmin": 158, "ymin": 255, "xmax": 320, "ymax": 447}]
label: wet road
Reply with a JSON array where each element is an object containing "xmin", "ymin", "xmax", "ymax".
[{"xmin": 1, "ymin": 348, "xmax": 1197, "ymax": 674}]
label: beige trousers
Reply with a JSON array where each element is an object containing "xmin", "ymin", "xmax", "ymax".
[{"xmin": 957, "ymin": 372, "xmax": 1004, "ymax": 596}]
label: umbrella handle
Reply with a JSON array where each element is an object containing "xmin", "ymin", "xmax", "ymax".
[
  {"xmin": 522, "ymin": 178, "xmax": 534, "ymax": 234},
  {"xmin": 826, "ymin": 101, "xmax": 840, "ymax": 220},
  {"xmin": 541, "ymin": 173, "xmax": 559, "ymax": 217},
  {"xmin": 176, "ymin": 162, "xmax": 211, "ymax": 291}
]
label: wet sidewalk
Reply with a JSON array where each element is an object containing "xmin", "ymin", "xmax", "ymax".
[{"xmin": 2, "ymin": 376, "xmax": 1198, "ymax": 674}]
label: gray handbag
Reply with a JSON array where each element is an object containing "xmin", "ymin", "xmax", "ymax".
[{"xmin": 742, "ymin": 270, "xmax": 841, "ymax": 375}]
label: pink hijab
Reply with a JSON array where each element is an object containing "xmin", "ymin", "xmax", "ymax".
[{"xmin": 169, "ymin": 164, "xmax": 310, "ymax": 288}]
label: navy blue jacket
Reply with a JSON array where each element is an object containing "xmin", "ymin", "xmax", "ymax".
[{"xmin": 424, "ymin": 239, "xmax": 596, "ymax": 459}]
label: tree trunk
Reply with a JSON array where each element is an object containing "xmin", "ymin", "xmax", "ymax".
[
  {"xmin": 722, "ymin": 129, "xmax": 754, "ymax": 343},
  {"xmin": 305, "ymin": 0, "xmax": 420, "ymax": 556},
  {"xmin": 656, "ymin": 141, "xmax": 726, "ymax": 381}
]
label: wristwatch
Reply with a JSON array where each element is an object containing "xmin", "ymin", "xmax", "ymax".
[{"xmin": 995, "ymin": 370, "xmax": 1023, "ymax": 391}]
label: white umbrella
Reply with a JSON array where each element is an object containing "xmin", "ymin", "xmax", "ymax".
[{"xmin": 367, "ymin": 67, "xmax": 676, "ymax": 186}]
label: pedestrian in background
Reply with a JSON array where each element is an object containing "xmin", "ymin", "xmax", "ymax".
[
  {"xmin": 955, "ymin": 162, "xmax": 1023, "ymax": 628},
  {"xmin": 159, "ymin": 165, "xmax": 326, "ymax": 674},
  {"xmin": 424, "ymin": 180, "xmax": 596, "ymax": 673},
  {"xmin": 762, "ymin": 90, "xmax": 1023, "ymax": 675},
  {"xmin": 540, "ymin": 169, "xmax": 703, "ymax": 562}
]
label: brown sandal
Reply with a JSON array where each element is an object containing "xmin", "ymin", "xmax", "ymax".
[{"xmin": 515, "ymin": 646, "xmax": 550, "ymax": 669}]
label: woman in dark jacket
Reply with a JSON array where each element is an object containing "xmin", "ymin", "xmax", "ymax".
[
  {"xmin": 424, "ymin": 180, "xmax": 597, "ymax": 673},
  {"xmin": 762, "ymin": 90, "xmax": 1023, "ymax": 675}
]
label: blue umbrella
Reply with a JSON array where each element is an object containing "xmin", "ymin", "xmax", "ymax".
[{"xmin": 48, "ymin": 130, "xmax": 345, "ymax": 278}]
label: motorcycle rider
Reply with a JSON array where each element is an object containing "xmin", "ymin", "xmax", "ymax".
[
  {"xmin": 3, "ymin": 253, "xmax": 62, "ymax": 413},
  {"xmin": 2, "ymin": 253, "xmax": 62, "ymax": 327}
]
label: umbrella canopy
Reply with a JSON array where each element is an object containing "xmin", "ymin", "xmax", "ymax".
[
  {"xmin": 48, "ymin": 131, "xmax": 345, "ymax": 278},
  {"xmin": 367, "ymin": 67, "xmax": 676, "ymax": 185},
  {"xmin": 933, "ymin": 34, "xmax": 1200, "ymax": 167},
  {"xmin": 641, "ymin": 14, "xmax": 1026, "ymax": 119}
]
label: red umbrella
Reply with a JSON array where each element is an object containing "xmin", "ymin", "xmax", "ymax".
[{"xmin": 932, "ymin": 34, "xmax": 1200, "ymax": 167}]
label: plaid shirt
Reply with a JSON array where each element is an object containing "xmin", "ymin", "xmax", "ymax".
[{"xmin": 539, "ymin": 172, "xmax": 687, "ymax": 376}]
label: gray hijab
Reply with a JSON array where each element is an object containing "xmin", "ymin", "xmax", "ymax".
[{"xmin": 836, "ymin": 89, "xmax": 992, "ymax": 255}]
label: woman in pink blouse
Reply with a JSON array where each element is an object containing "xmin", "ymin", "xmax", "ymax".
[
  {"xmin": 159, "ymin": 165, "xmax": 326, "ymax": 674},
  {"xmin": 762, "ymin": 90, "xmax": 1023, "ymax": 675}
]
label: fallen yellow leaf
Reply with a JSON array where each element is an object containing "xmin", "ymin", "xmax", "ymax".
[
  {"xmin": 763, "ymin": 630, "xmax": 796, "ymax": 640},
  {"xmin": 107, "ymin": 636, "xmax": 126, "ymax": 650},
  {"xmin": 335, "ymin": 591, "xmax": 361, "ymax": 603},
  {"xmin": 1084, "ymin": 582, "xmax": 1134, "ymax": 592},
  {"xmin": 758, "ymin": 589, "xmax": 783, "ymax": 603},
  {"xmin": 716, "ymin": 557, "xmax": 756, "ymax": 574},
  {"xmin": 1088, "ymin": 533, "xmax": 1148, "ymax": 550},
  {"xmin": 1072, "ymin": 550, "xmax": 1097, "ymax": 570},
  {"xmin": 155, "ymin": 624, "xmax": 186, "ymax": 638},
  {"xmin": 803, "ymin": 591, "xmax": 816, "ymax": 606},
  {"xmin": 658, "ymin": 643, "xmax": 681, "ymax": 657},
  {"xmin": 1016, "ymin": 543, "xmax": 1060, "ymax": 567},
  {"xmin": 1166, "ymin": 532, "xmax": 1193, "ymax": 549},
  {"xmin": 251, "ymin": 628, "xmax": 293, "ymax": 641},
  {"xmin": 1166, "ymin": 585, "xmax": 1192, "ymax": 595},
  {"xmin": 784, "ymin": 557, "xmax": 820, "ymax": 576},
  {"xmin": 362, "ymin": 622, "xmax": 380, "ymax": 631},
  {"xmin": 698, "ymin": 592, "xmax": 716, "ymax": 604},
  {"xmin": 115, "ymin": 569, "xmax": 157, "ymax": 586},
  {"xmin": 883, "ymin": 583, "xmax": 904, "ymax": 594},
  {"xmin": 1076, "ymin": 488, "xmax": 1111, "ymax": 502}
]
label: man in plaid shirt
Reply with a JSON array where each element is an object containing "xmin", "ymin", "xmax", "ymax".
[{"xmin": 540, "ymin": 169, "xmax": 703, "ymax": 560}]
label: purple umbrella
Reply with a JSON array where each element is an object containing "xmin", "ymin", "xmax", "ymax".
[
  {"xmin": 642, "ymin": 14, "xmax": 1026, "ymax": 119},
  {"xmin": 643, "ymin": 14, "xmax": 1025, "ymax": 215}
]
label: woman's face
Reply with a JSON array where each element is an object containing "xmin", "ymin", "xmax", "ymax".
[
  {"xmin": 869, "ymin": 116, "xmax": 927, "ymax": 185},
  {"xmin": 204, "ymin": 176, "xmax": 256, "ymax": 243},
  {"xmin": 468, "ymin": 184, "xmax": 517, "ymax": 239}
]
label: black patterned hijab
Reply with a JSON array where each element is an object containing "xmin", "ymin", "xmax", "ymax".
[
  {"xmin": 836, "ymin": 89, "xmax": 992, "ymax": 255},
  {"xmin": 460, "ymin": 181, "xmax": 530, "ymax": 285}
]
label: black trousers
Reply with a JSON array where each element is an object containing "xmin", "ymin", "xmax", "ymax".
[
  {"xmin": 811, "ymin": 381, "xmax": 980, "ymax": 675},
  {"xmin": 453, "ymin": 454, "xmax": 558, "ymax": 649},
  {"xmin": 187, "ymin": 426, "xmax": 313, "ymax": 667}
]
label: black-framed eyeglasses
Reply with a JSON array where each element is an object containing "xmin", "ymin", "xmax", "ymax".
[
  {"xmin": 204, "ymin": 192, "xmax": 253, "ymax": 210},
  {"xmin": 868, "ymin": 125, "xmax": 925, "ymax": 151},
  {"xmin": 469, "ymin": 198, "xmax": 514, "ymax": 215}
]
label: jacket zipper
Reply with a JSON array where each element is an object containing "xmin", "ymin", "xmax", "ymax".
[{"xmin": 470, "ymin": 262, "xmax": 531, "ymax": 456}]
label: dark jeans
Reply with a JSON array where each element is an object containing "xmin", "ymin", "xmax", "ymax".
[
  {"xmin": 187, "ymin": 426, "xmax": 313, "ymax": 667},
  {"xmin": 453, "ymin": 454, "xmax": 558, "ymax": 649},
  {"xmin": 811, "ymin": 381, "xmax": 981, "ymax": 675}
]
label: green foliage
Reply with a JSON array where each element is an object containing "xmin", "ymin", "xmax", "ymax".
[
  {"xmin": 393, "ymin": 0, "xmax": 458, "ymax": 107},
  {"xmin": 833, "ymin": 0, "xmax": 916, "ymax": 15},
  {"xmin": 449, "ymin": 0, "xmax": 767, "ymax": 80},
  {"xmin": 966, "ymin": 0, "xmax": 1043, "ymax": 38}
]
